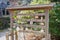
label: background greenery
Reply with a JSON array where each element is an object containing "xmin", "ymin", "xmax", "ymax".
[
  {"xmin": 0, "ymin": 17, "xmax": 10, "ymax": 30},
  {"xmin": 49, "ymin": 2, "xmax": 60, "ymax": 40}
]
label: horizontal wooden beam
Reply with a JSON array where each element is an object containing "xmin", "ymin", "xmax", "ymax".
[
  {"xmin": 6, "ymin": 3, "xmax": 54, "ymax": 10},
  {"xmin": 18, "ymin": 24, "xmax": 45, "ymax": 28},
  {"xmin": 17, "ymin": 13, "xmax": 45, "ymax": 16},
  {"xmin": 18, "ymin": 30, "xmax": 43, "ymax": 33}
]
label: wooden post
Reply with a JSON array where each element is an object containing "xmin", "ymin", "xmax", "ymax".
[
  {"xmin": 9, "ymin": 10, "xmax": 14, "ymax": 40},
  {"xmin": 15, "ymin": 31, "xmax": 18, "ymax": 40},
  {"xmin": 45, "ymin": 9, "xmax": 50, "ymax": 40},
  {"xmin": 6, "ymin": 32, "xmax": 9, "ymax": 40}
]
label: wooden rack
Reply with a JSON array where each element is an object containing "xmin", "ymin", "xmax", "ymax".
[{"xmin": 6, "ymin": 3, "xmax": 54, "ymax": 40}]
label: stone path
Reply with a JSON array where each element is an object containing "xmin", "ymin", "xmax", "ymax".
[{"xmin": 0, "ymin": 29, "xmax": 9, "ymax": 40}]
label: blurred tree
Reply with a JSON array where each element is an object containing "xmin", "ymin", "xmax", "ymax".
[
  {"xmin": 51, "ymin": 0, "xmax": 60, "ymax": 2},
  {"xmin": 49, "ymin": 3, "xmax": 60, "ymax": 40},
  {"xmin": 0, "ymin": 17, "xmax": 10, "ymax": 30}
]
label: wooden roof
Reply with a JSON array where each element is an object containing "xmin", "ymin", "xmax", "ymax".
[{"xmin": 6, "ymin": 3, "xmax": 54, "ymax": 10}]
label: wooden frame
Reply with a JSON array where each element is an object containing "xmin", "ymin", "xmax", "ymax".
[{"xmin": 6, "ymin": 3, "xmax": 54, "ymax": 40}]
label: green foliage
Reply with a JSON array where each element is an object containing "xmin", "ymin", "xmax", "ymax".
[
  {"xmin": 0, "ymin": 17, "xmax": 10, "ymax": 30},
  {"xmin": 21, "ymin": 16, "xmax": 32, "ymax": 19},
  {"xmin": 51, "ymin": 0, "xmax": 60, "ymax": 2},
  {"xmin": 49, "ymin": 3, "xmax": 60, "ymax": 36},
  {"xmin": 30, "ymin": 0, "xmax": 50, "ymax": 5}
]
